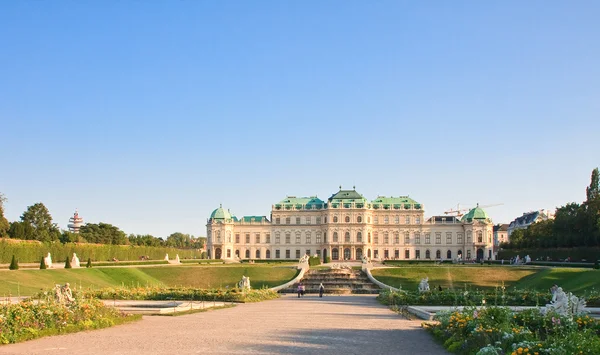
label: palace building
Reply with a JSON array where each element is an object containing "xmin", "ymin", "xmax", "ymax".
[{"xmin": 206, "ymin": 187, "xmax": 495, "ymax": 262}]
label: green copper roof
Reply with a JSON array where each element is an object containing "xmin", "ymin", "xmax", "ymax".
[
  {"xmin": 241, "ymin": 216, "xmax": 269, "ymax": 223},
  {"xmin": 209, "ymin": 205, "xmax": 236, "ymax": 220},
  {"xmin": 461, "ymin": 205, "xmax": 490, "ymax": 222},
  {"xmin": 275, "ymin": 196, "xmax": 325, "ymax": 210},
  {"xmin": 328, "ymin": 189, "xmax": 367, "ymax": 202},
  {"xmin": 371, "ymin": 196, "xmax": 421, "ymax": 210}
]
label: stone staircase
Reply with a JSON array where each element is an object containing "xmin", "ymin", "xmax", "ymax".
[{"xmin": 281, "ymin": 268, "xmax": 381, "ymax": 295}]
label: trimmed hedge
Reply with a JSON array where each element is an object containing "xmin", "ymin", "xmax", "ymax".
[
  {"xmin": 383, "ymin": 260, "xmax": 453, "ymax": 266},
  {"xmin": 0, "ymin": 239, "xmax": 202, "ymax": 263},
  {"xmin": 498, "ymin": 247, "xmax": 600, "ymax": 263},
  {"xmin": 308, "ymin": 256, "xmax": 321, "ymax": 267}
]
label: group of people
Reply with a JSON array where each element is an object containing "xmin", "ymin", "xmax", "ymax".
[{"xmin": 297, "ymin": 283, "xmax": 325, "ymax": 298}]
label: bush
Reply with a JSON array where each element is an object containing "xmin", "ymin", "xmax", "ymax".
[
  {"xmin": 64, "ymin": 257, "xmax": 72, "ymax": 269},
  {"xmin": 308, "ymin": 256, "xmax": 321, "ymax": 267},
  {"xmin": 9, "ymin": 255, "xmax": 18, "ymax": 270},
  {"xmin": 324, "ymin": 256, "xmax": 331, "ymax": 264},
  {"xmin": 86, "ymin": 258, "xmax": 92, "ymax": 268},
  {"xmin": 594, "ymin": 260, "xmax": 599, "ymax": 270},
  {"xmin": 40, "ymin": 257, "xmax": 47, "ymax": 269}
]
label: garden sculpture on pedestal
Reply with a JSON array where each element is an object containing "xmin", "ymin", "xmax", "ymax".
[
  {"xmin": 54, "ymin": 283, "xmax": 75, "ymax": 304},
  {"xmin": 418, "ymin": 277, "xmax": 430, "ymax": 293},
  {"xmin": 44, "ymin": 253, "xmax": 53, "ymax": 269},
  {"xmin": 71, "ymin": 253, "xmax": 80, "ymax": 268},
  {"xmin": 546, "ymin": 286, "xmax": 587, "ymax": 316},
  {"xmin": 238, "ymin": 276, "xmax": 251, "ymax": 290}
]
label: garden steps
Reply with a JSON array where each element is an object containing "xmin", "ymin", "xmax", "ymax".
[{"xmin": 280, "ymin": 268, "xmax": 380, "ymax": 294}]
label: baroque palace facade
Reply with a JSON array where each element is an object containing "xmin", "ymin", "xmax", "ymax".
[{"xmin": 206, "ymin": 188, "xmax": 495, "ymax": 262}]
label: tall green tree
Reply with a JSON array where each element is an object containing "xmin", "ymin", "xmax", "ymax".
[
  {"xmin": 0, "ymin": 193, "xmax": 9, "ymax": 238},
  {"xmin": 79, "ymin": 223, "xmax": 127, "ymax": 245},
  {"xmin": 20, "ymin": 203, "xmax": 60, "ymax": 242},
  {"xmin": 586, "ymin": 167, "xmax": 599, "ymax": 202}
]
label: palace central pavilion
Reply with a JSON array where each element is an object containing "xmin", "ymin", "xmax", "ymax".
[{"xmin": 206, "ymin": 187, "xmax": 495, "ymax": 262}]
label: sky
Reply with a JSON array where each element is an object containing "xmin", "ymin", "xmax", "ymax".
[{"xmin": 1, "ymin": 1, "xmax": 599, "ymax": 238}]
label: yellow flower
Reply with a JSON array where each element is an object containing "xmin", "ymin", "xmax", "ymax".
[{"xmin": 517, "ymin": 348, "xmax": 523, "ymax": 354}]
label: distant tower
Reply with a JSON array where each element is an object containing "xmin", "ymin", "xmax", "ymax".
[{"xmin": 68, "ymin": 210, "xmax": 84, "ymax": 233}]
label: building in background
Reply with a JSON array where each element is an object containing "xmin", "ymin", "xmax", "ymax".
[
  {"xmin": 68, "ymin": 210, "xmax": 84, "ymax": 233},
  {"xmin": 206, "ymin": 187, "xmax": 496, "ymax": 262},
  {"xmin": 507, "ymin": 210, "xmax": 555, "ymax": 237}
]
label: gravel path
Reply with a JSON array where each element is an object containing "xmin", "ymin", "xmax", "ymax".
[{"xmin": 0, "ymin": 295, "xmax": 447, "ymax": 355}]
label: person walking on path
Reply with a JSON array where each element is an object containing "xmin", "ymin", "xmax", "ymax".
[
  {"xmin": 297, "ymin": 283, "xmax": 304, "ymax": 298},
  {"xmin": 319, "ymin": 283, "xmax": 325, "ymax": 298}
]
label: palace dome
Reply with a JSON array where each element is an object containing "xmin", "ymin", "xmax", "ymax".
[
  {"xmin": 461, "ymin": 205, "xmax": 490, "ymax": 222},
  {"xmin": 210, "ymin": 205, "xmax": 235, "ymax": 220}
]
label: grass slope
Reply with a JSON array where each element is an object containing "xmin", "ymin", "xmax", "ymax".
[
  {"xmin": 0, "ymin": 265, "xmax": 297, "ymax": 296},
  {"xmin": 514, "ymin": 268, "xmax": 600, "ymax": 293}
]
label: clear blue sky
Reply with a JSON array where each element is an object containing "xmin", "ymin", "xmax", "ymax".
[{"xmin": 1, "ymin": 1, "xmax": 599, "ymax": 238}]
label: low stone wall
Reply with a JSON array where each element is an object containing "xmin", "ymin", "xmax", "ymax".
[
  {"xmin": 362, "ymin": 264, "xmax": 400, "ymax": 292},
  {"xmin": 270, "ymin": 263, "xmax": 309, "ymax": 292}
]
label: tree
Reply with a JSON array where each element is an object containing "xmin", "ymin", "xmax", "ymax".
[
  {"xmin": 64, "ymin": 257, "xmax": 72, "ymax": 269},
  {"xmin": 79, "ymin": 223, "xmax": 128, "ymax": 245},
  {"xmin": 586, "ymin": 168, "xmax": 599, "ymax": 202},
  {"xmin": 0, "ymin": 193, "xmax": 9, "ymax": 238},
  {"xmin": 20, "ymin": 203, "xmax": 60, "ymax": 242},
  {"xmin": 40, "ymin": 257, "xmax": 47, "ymax": 269},
  {"xmin": 9, "ymin": 255, "xmax": 19, "ymax": 270}
]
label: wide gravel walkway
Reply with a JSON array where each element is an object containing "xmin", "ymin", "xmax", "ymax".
[{"xmin": 0, "ymin": 295, "xmax": 446, "ymax": 355}]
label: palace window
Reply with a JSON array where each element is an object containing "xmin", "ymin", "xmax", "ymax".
[
  {"xmin": 373, "ymin": 216, "xmax": 378, "ymax": 224},
  {"xmin": 285, "ymin": 234, "xmax": 291, "ymax": 244},
  {"xmin": 333, "ymin": 232, "xmax": 338, "ymax": 242},
  {"xmin": 285, "ymin": 249, "xmax": 290, "ymax": 258},
  {"xmin": 374, "ymin": 232, "xmax": 379, "ymax": 244},
  {"xmin": 227, "ymin": 249, "xmax": 231, "ymax": 258},
  {"xmin": 477, "ymin": 231, "xmax": 483, "ymax": 243},
  {"xmin": 245, "ymin": 250, "xmax": 250, "ymax": 258},
  {"xmin": 404, "ymin": 232, "xmax": 410, "ymax": 245},
  {"xmin": 333, "ymin": 216, "xmax": 338, "ymax": 223},
  {"xmin": 367, "ymin": 217, "xmax": 371, "ymax": 223},
  {"xmin": 216, "ymin": 231, "xmax": 221, "ymax": 243},
  {"xmin": 295, "ymin": 233, "xmax": 301, "ymax": 244},
  {"xmin": 368, "ymin": 232, "xmax": 372, "ymax": 243},
  {"xmin": 226, "ymin": 231, "xmax": 231, "ymax": 243},
  {"xmin": 345, "ymin": 232, "xmax": 350, "ymax": 242},
  {"xmin": 316, "ymin": 217, "xmax": 321, "ymax": 224},
  {"xmin": 384, "ymin": 216, "xmax": 389, "ymax": 224},
  {"xmin": 286, "ymin": 217, "xmax": 290, "ymax": 224},
  {"xmin": 357, "ymin": 216, "xmax": 362, "ymax": 223},
  {"xmin": 305, "ymin": 217, "xmax": 311, "ymax": 224},
  {"xmin": 384, "ymin": 249, "xmax": 389, "ymax": 259},
  {"xmin": 384, "ymin": 233, "xmax": 389, "ymax": 244},
  {"xmin": 374, "ymin": 250, "xmax": 379, "ymax": 258},
  {"xmin": 447, "ymin": 250, "xmax": 452, "ymax": 259},
  {"xmin": 306, "ymin": 232, "xmax": 311, "ymax": 244},
  {"xmin": 394, "ymin": 233, "xmax": 399, "ymax": 244},
  {"xmin": 425, "ymin": 233, "xmax": 431, "ymax": 244},
  {"xmin": 394, "ymin": 249, "xmax": 400, "ymax": 259},
  {"xmin": 296, "ymin": 250, "xmax": 301, "ymax": 258},
  {"xmin": 275, "ymin": 217, "xmax": 280, "ymax": 224},
  {"xmin": 467, "ymin": 231, "xmax": 472, "ymax": 243},
  {"xmin": 457, "ymin": 233, "xmax": 463, "ymax": 244},
  {"xmin": 235, "ymin": 234, "xmax": 240, "ymax": 243},
  {"xmin": 275, "ymin": 233, "xmax": 280, "ymax": 244},
  {"xmin": 416, "ymin": 217, "xmax": 421, "ymax": 224},
  {"xmin": 245, "ymin": 234, "xmax": 250, "ymax": 243},
  {"xmin": 415, "ymin": 233, "xmax": 421, "ymax": 245},
  {"xmin": 306, "ymin": 249, "xmax": 311, "ymax": 257},
  {"xmin": 395, "ymin": 215, "xmax": 399, "ymax": 224},
  {"xmin": 446, "ymin": 232, "xmax": 452, "ymax": 244},
  {"xmin": 415, "ymin": 250, "xmax": 421, "ymax": 259},
  {"xmin": 467, "ymin": 250, "xmax": 471, "ymax": 259},
  {"xmin": 405, "ymin": 216, "xmax": 410, "ymax": 224},
  {"xmin": 404, "ymin": 249, "xmax": 410, "ymax": 259},
  {"xmin": 296, "ymin": 217, "xmax": 301, "ymax": 224},
  {"xmin": 316, "ymin": 233, "xmax": 322, "ymax": 244},
  {"xmin": 256, "ymin": 250, "xmax": 261, "ymax": 259},
  {"xmin": 425, "ymin": 250, "xmax": 430, "ymax": 259},
  {"xmin": 255, "ymin": 234, "xmax": 261, "ymax": 243},
  {"xmin": 435, "ymin": 233, "xmax": 441, "ymax": 244},
  {"xmin": 345, "ymin": 216, "xmax": 350, "ymax": 223},
  {"xmin": 266, "ymin": 250, "xmax": 271, "ymax": 259},
  {"xmin": 316, "ymin": 250, "xmax": 321, "ymax": 257},
  {"xmin": 266, "ymin": 233, "xmax": 271, "ymax": 243},
  {"xmin": 488, "ymin": 231, "xmax": 492, "ymax": 243},
  {"xmin": 357, "ymin": 232, "xmax": 363, "ymax": 242},
  {"xmin": 436, "ymin": 250, "xmax": 441, "ymax": 259}
]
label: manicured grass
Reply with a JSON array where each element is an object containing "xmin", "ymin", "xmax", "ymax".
[
  {"xmin": 371, "ymin": 266, "xmax": 600, "ymax": 293},
  {"xmin": 0, "ymin": 265, "xmax": 298, "ymax": 296},
  {"xmin": 371, "ymin": 266, "xmax": 538, "ymax": 291}
]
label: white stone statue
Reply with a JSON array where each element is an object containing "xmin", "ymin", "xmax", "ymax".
[
  {"xmin": 299, "ymin": 255, "xmax": 309, "ymax": 264},
  {"xmin": 362, "ymin": 255, "xmax": 370, "ymax": 264},
  {"xmin": 164, "ymin": 253, "xmax": 169, "ymax": 261},
  {"xmin": 175, "ymin": 254, "xmax": 181, "ymax": 263},
  {"xmin": 525, "ymin": 255, "xmax": 531, "ymax": 264},
  {"xmin": 71, "ymin": 253, "xmax": 80, "ymax": 268},
  {"xmin": 44, "ymin": 252, "xmax": 53, "ymax": 269},
  {"xmin": 418, "ymin": 277, "xmax": 430, "ymax": 293},
  {"xmin": 238, "ymin": 276, "xmax": 251, "ymax": 290},
  {"xmin": 546, "ymin": 286, "xmax": 587, "ymax": 316},
  {"xmin": 54, "ymin": 283, "xmax": 75, "ymax": 304}
]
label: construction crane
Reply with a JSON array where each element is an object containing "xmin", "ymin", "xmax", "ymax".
[{"xmin": 444, "ymin": 203, "xmax": 504, "ymax": 218}]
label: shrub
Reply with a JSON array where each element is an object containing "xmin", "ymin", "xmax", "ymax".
[
  {"xmin": 40, "ymin": 257, "xmax": 47, "ymax": 269},
  {"xmin": 84, "ymin": 286, "xmax": 279, "ymax": 303},
  {"xmin": 324, "ymin": 256, "xmax": 331, "ymax": 264},
  {"xmin": 9, "ymin": 255, "xmax": 18, "ymax": 270},
  {"xmin": 86, "ymin": 258, "xmax": 92, "ymax": 268},
  {"xmin": 64, "ymin": 257, "xmax": 72, "ymax": 269},
  {"xmin": 594, "ymin": 260, "xmax": 599, "ymax": 270},
  {"xmin": 308, "ymin": 256, "xmax": 321, "ymax": 267}
]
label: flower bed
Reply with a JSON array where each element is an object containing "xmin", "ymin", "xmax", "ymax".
[
  {"xmin": 83, "ymin": 286, "xmax": 280, "ymax": 303},
  {"xmin": 424, "ymin": 307, "xmax": 600, "ymax": 354},
  {"xmin": 377, "ymin": 289, "xmax": 600, "ymax": 307},
  {"xmin": 0, "ymin": 297, "xmax": 140, "ymax": 344}
]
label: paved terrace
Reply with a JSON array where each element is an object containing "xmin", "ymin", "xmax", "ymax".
[{"xmin": 0, "ymin": 295, "xmax": 447, "ymax": 355}]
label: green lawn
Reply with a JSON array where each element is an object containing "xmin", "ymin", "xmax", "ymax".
[
  {"xmin": 370, "ymin": 266, "xmax": 539, "ymax": 291},
  {"xmin": 0, "ymin": 265, "xmax": 298, "ymax": 296}
]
